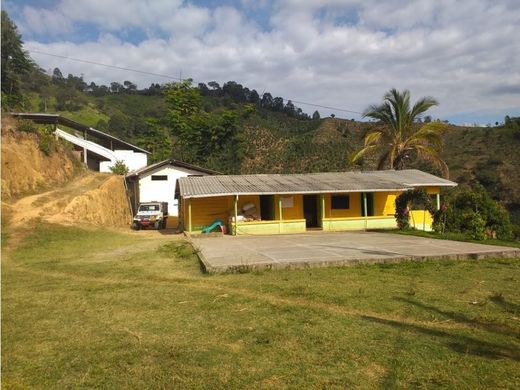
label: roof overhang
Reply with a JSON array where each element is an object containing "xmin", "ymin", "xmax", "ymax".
[
  {"xmin": 126, "ymin": 158, "xmax": 221, "ymax": 178},
  {"xmin": 177, "ymin": 188, "xmax": 412, "ymax": 199},
  {"xmin": 175, "ymin": 169, "xmax": 458, "ymax": 199},
  {"xmin": 10, "ymin": 112, "xmax": 150, "ymax": 154}
]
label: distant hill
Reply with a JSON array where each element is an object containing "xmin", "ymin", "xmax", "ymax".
[{"xmin": 2, "ymin": 25, "xmax": 519, "ymax": 225}]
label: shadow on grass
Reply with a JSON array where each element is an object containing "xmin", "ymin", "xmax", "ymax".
[
  {"xmin": 490, "ymin": 295, "xmax": 520, "ymax": 315},
  {"xmin": 394, "ymin": 297, "xmax": 520, "ymax": 337},
  {"xmin": 362, "ymin": 315, "xmax": 520, "ymax": 361}
]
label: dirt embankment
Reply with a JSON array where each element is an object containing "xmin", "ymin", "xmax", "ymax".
[
  {"xmin": 2, "ymin": 118, "xmax": 132, "ymax": 229},
  {"xmin": 1, "ymin": 120, "xmax": 79, "ymax": 200}
]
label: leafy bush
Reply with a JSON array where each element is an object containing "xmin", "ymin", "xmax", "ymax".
[
  {"xmin": 467, "ymin": 212, "xmax": 486, "ymax": 240},
  {"xmin": 109, "ymin": 160, "xmax": 129, "ymax": 175},
  {"xmin": 443, "ymin": 184, "xmax": 513, "ymax": 240},
  {"xmin": 395, "ymin": 189, "xmax": 436, "ymax": 230},
  {"xmin": 16, "ymin": 118, "xmax": 38, "ymax": 133}
]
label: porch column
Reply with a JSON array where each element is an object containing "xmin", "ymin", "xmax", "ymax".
[
  {"xmin": 83, "ymin": 130, "xmax": 88, "ymax": 164},
  {"xmin": 436, "ymin": 193, "xmax": 441, "ymax": 210},
  {"xmin": 320, "ymin": 194, "xmax": 325, "ymax": 228},
  {"xmin": 278, "ymin": 195, "xmax": 283, "ymax": 233},
  {"xmin": 188, "ymin": 198, "xmax": 192, "ymax": 234},
  {"xmin": 234, "ymin": 195, "xmax": 239, "ymax": 236},
  {"xmin": 363, "ymin": 192, "xmax": 368, "ymax": 230}
]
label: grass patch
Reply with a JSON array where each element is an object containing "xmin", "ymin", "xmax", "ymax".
[
  {"xmin": 2, "ymin": 224, "xmax": 520, "ymax": 388},
  {"xmin": 382, "ymin": 229, "xmax": 520, "ymax": 248}
]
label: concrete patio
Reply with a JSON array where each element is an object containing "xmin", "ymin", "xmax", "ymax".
[{"xmin": 190, "ymin": 231, "xmax": 520, "ymax": 273}]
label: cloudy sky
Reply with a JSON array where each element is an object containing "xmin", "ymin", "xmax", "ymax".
[{"xmin": 3, "ymin": 0, "xmax": 520, "ymax": 124}]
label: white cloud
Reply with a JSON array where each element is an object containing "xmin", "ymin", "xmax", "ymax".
[{"xmin": 15, "ymin": 0, "xmax": 520, "ymax": 122}]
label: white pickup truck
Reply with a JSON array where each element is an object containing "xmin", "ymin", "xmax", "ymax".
[{"xmin": 131, "ymin": 202, "xmax": 168, "ymax": 230}]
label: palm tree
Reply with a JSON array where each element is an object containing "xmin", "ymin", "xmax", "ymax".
[{"xmin": 350, "ymin": 88, "xmax": 449, "ymax": 177}]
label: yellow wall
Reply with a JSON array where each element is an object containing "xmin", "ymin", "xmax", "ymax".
[
  {"xmin": 324, "ymin": 192, "xmax": 399, "ymax": 218},
  {"xmin": 190, "ymin": 196, "xmax": 231, "ymax": 229},
  {"xmin": 275, "ymin": 194, "xmax": 304, "ymax": 220},
  {"xmin": 324, "ymin": 193, "xmax": 362, "ymax": 218},
  {"xmin": 424, "ymin": 186, "xmax": 440, "ymax": 195},
  {"xmin": 374, "ymin": 191, "xmax": 400, "ymax": 216},
  {"xmin": 410, "ymin": 210, "xmax": 433, "ymax": 231},
  {"xmin": 181, "ymin": 189, "xmax": 440, "ymax": 233}
]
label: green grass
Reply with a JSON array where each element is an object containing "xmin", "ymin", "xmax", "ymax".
[
  {"xmin": 56, "ymin": 106, "xmax": 109, "ymax": 127},
  {"xmin": 2, "ymin": 224, "xmax": 520, "ymax": 388},
  {"xmin": 383, "ymin": 229, "xmax": 520, "ymax": 248}
]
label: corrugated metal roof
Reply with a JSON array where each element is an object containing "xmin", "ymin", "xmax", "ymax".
[
  {"xmin": 177, "ymin": 169, "xmax": 457, "ymax": 198},
  {"xmin": 10, "ymin": 112, "xmax": 150, "ymax": 154}
]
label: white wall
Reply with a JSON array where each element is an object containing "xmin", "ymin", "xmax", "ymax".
[
  {"xmin": 99, "ymin": 150, "xmax": 148, "ymax": 173},
  {"xmin": 138, "ymin": 165, "xmax": 206, "ymax": 216}
]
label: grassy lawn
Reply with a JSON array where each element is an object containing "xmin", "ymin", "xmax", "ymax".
[
  {"xmin": 2, "ymin": 224, "xmax": 520, "ymax": 388},
  {"xmin": 382, "ymin": 229, "xmax": 520, "ymax": 248}
]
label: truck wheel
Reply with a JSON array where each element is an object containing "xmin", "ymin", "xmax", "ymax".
[{"xmin": 132, "ymin": 221, "xmax": 140, "ymax": 230}]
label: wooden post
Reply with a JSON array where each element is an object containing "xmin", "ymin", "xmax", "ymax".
[
  {"xmin": 363, "ymin": 192, "xmax": 368, "ymax": 230},
  {"xmin": 83, "ymin": 130, "xmax": 88, "ymax": 165},
  {"xmin": 436, "ymin": 193, "xmax": 440, "ymax": 210},
  {"xmin": 320, "ymin": 194, "xmax": 325, "ymax": 229},
  {"xmin": 278, "ymin": 195, "xmax": 283, "ymax": 233},
  {"xmin": 234, "ymin": 195, "xmax": 238, "ymax": 236},
  {"xmin": 188, "ymin": 198, "xmax": 192, "ymax": 234}
]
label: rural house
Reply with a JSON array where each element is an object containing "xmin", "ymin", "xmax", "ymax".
[
  {"xmin": 175, "ymin": 169, "xmax": 457, "ymax": 235},
  {"xmin": 125, "ymin": 159, "xmax": 219, "ymax": 227}
]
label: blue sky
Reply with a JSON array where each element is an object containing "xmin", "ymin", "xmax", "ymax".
[{"xmin": 3, "ymin": 0, "xmax": 520, "ymax": 124}]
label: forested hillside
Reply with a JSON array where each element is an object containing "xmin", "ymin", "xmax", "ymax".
[{"xmin": 2, "ymin": 10, "xmax": 520, "ymax": 227}]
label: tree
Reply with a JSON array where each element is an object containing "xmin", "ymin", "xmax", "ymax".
[
  {"xmin": 350, "ymin": 88, "xmax": 448, "ymax": 176},
  {"xmin": 284, "ymin": 100, "xmax": 296, "ymax": 116},
  {"xmin": 261, "ymin": 93, "xmax": 273, "ymax": 109},
  {"xmin": 123, "ymin": 80, "xmax": 137, "ymax": 93},
  {"xmin": 109, "ymin": 160, "xmax": 129, "ymax": 175},
  {"xmin": 110, "ymin": 81, "xmax": 123, "ymax": 93},
  {"xmin": 312, "ymin": 110, "xmax": 321, "ymax": 120},
  {"xmin": 52, "ymin": 67, "xmax": 64, "ymax": 83},
  {"xmin": 272, "ymin": 97, "xmax": 284, "ymax": 111},
  {"xmin": 1, "ymin": 11, "xmax": 33, "ymax": 100}
]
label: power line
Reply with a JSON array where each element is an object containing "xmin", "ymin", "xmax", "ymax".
[
  {"xmin": 286, "ymin": 99, "xmax": 362, "ymax": 115},
  {"xmin": 28, "ymin": 49, "xmax": 364, "ymax": 116},
  {"xmin": 29, "ymin": 49, "xmax": 183, "ymax": 81}
]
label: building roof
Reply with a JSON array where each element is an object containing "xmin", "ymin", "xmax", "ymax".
[
  {"xmin": 126, "ymin": 159, "xmax": 220, "ymax": 178},
  {"xmin": 177, "ymin": 169, "xmax": 457, "ymax": 198},
  {"xmin": 10, "ymin": 112, "xmax": 150, "ymax": 154}
]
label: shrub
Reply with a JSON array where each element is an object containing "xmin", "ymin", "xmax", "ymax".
[
  {"xmin": 395, "ymin": 189, "xmax": 436, "ymax": 230},
  {"xmin": 16, "ymin": 118, "xmax": 38, "ymax": 133},
  {"xmin": 109, "ymin": 160, "xmax": 129, "ymax": 175},
  {"xmin": 468, "ymin": 212, "xmax": 486, "ymax": 240},
  {"xmin": 443, "ymin": 184, "xmax": 513, "ymax": 240}
]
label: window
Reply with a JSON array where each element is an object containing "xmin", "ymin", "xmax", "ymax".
[
  {"xmin": 331, "ymin": 195, "xmax": 350, "ymax": 209},
  {"xmin": 151, "ymin": 175, "xmax": 168, "ymax": 181},
  {"xmin": 138, "ymin": 204, "xmax": 160, "ymax": 212}
]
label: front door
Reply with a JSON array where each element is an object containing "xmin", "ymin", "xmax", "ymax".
[
  {"xmin": 361, "ymin": 193, "xmax": 374, "ymax": 216},
  {"xmin": 260, "ymin": 195, "xmax": 275, "ymax": 220},
  {"xmin": 303, "ymin": 194, "xmax": 319, "ymax": 228}
]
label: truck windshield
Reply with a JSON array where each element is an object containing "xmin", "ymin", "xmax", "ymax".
[{"xmin": 139, "ymin": 205, "xmax": 160, "ymax": 212}]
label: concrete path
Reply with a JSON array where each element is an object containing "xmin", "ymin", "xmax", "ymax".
[{"xmin": 190, "ymin": 231, "xmax": 520, "ymax": 273}]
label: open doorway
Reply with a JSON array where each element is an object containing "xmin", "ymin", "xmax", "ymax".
[
  {"xmin": 260, "ymin": 195, "xmax": 275, "ymax": 220},
  {"xmin": 303, "ymin": 194, "xmax": 319, "ymax": 228},
  {"xmin": 361, "ymin": 193, "xmax": 374, "ymax": 216}
]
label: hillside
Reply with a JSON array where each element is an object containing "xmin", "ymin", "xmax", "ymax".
[
  {"xmin": 2, "ymin": 9, "xmax": 518, "ymax": 226},
  {"xmin": 1, "ymin": 119, "xmax": 132, "ymax": 232}
]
